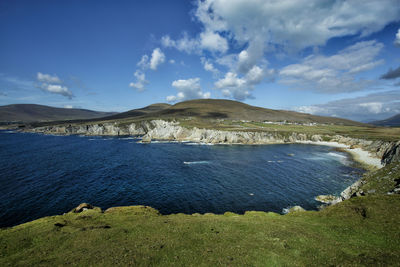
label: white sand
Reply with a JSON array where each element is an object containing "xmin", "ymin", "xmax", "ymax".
[{"xmin": 297, "ymin": 140, "xmax": 383, "ymax": 169}]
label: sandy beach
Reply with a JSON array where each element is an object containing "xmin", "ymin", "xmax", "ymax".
[{"xmin": 297, "ymin": 140, "xmax": 383, "ymax": 169}]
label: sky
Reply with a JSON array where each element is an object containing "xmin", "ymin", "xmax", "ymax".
[{"xmin": 0, "ymin": 0, "xmax": 400, "ymax": 122}]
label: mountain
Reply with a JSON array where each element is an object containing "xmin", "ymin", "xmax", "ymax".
[
  {"xmin": 99, "ymin": 99, "xmax": 366, "ymax": 126},
  {"xmin": 370, "ymin": 114, "xmax": 400, "ymax": 127},
  {"xmin": 0, "ymin": 104, "xmax": 117, "ymax": 123},
  {"xmin": 102, "ymin": 103, "xmax": 171, "ymax": 120}
]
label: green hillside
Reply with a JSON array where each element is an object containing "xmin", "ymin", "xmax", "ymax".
[{"xmin": 0, "ymin": 104, "xmax": 117, "ymax": 123}]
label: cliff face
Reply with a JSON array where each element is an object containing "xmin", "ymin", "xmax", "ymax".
[{"xmin": 29, "ymin": 119, "xmax": 400, "ymax": 165}]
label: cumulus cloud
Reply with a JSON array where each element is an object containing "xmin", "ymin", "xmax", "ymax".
[
  {"xmin": 37, "ymin": 72, "xmax": 62, "ymax": 84},
  {"xmin": 161, "ymin": 0, "xmax": 399, "ymax": 100},
  {"xmin": 199, "ymin": 31, "xmax": 228, "ymax": 53},
  {"xmin": 380, "ymin": 66, "xmax": 400, "ymax": 80},
  {"xmin": 166, "ymin": 78, "xmax": 210, "ymax": 102},
  {"xmin": 294, "ymin": 91, "xmax": 400, "ymax": 121},
  {"xmin": 136, "ymin": 48, "xmax": 166, "ymax": 71},
  {"xmin": 129, "ymin": 71, "xmax": 148, "ymax": 92},
  {"xmin": 195, "ymin": 0, "xmax": 399, "ymax": 52},
  {"xmin": 149, "ymin": 48, "xmax": 165, "ymax": 70},
  {"xmin": 279, "ymin": 40, "xmax": 384, "ymax": 93},
  {"xmin": 214, "ymin": 65, "xmax": 274, "ymax": 100},
  {"xmin": 36, "ymin": 72, "xmax": 73, "ymax": 99},
  {"xmin": 130, "ymin": 48, "xmax": 165, "ymax": 91},
  {"xmin": 395, "ymin": 29, "xmax": 400, "ymax": 47},
  {"xmin": 39, "ymin": 83, "xmax": 73, "ymax": 99},
  {"xmin": 201, "ymin": 57, "xmax": 219, "ymax": 75}
]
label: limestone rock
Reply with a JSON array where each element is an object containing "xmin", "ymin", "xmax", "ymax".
[
  {"xmin": 72, "ymin": 203, "xmax": 94, "ymax": 213},
  {"xmin": 287, "ymin": 206, "xmax": 305, "ymax": 213},
  {"xmin": 315, "ymin": 195, "xmax": 341, "ymax": 205}
]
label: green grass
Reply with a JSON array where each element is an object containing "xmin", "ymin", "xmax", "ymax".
[
  {"xmin": 176, "ymin": 119, "xmax": 400, "ymax": 141},
  {"xmin": 360, "ymin": 162, "xmax": 400, "ymax": 194},
  {"xmin": 1, "ymin": 195, "xmax": 399, "ymax": 266}
]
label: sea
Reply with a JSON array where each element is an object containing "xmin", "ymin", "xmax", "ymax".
[{"xmin": 0, "ymin": 130, "xmax": 365, "ymax": 227}]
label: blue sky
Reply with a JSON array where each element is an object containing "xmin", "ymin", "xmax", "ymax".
[{"xmin": 1, "ymin": 0, "xmax": 400, "ymax": 122}]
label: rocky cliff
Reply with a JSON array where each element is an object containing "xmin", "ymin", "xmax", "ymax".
[{"xmin": 28, "ymin": 119, "xmax": 400, "ymax": 165}]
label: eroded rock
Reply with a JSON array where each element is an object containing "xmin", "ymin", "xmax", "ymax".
[{"xmin": 72, "ymin": 203, "xmax": 94, "ymax": 213}]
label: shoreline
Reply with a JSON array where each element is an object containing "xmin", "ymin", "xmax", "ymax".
[
  {"xmin": 297, "ymin": 140, "xmax": 383, "ymax": 170},
  {"xmin": 5, "ymin": 128, "xmax": 384, "ymax": 169}
]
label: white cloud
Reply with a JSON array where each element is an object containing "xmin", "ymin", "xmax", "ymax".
[
  {"xmin": 199, "ymin": 31, "xmax": 228, "ymax": 53},
  {"xmin": 39, "ymin": 83, "xmax": 73, "ymax": 99},
  {"xmin": 201, "ymin": 57, "xmax": 219, "ymax": 75},
  {"xmin": 294, "ymin": 90, "xmax": 400, "ymax": 121},
  {"xmin": 130, "ymin": 48, "xmax": 165, "ymax": 91},
  {"xmin": 129, "ymin": 71, "xmax": 148, "ymax": 92},
  {"xmin": 169, "ymin": 59, "xmax": 175, "ymax": 64},
  {"xmin": 149, "ymin": 48, "xmax": 165, "ymax": 70},
  {"xmin": 137, "ymin": 55, "xmax": 149, "ymax": 69},
  {"xmin": 214, "ymin": 65, "xmax": 274, "ymax": 100},
  {"xmin": 36, "ymin": 72, "xmax": 73, "ymax": 99},
  {"xmin": 137, "ymin": 48, "xmax": 166, "ymax": 71},
  {"xmin": 161, "ymin": 0, "xmax": 399, "ymax": 101},
  {"xmin": 37, "ymin": 72, "xmax": 62, "ymax": 84},
  {"xmin": 395, "ymin": 29, "xmax": 400, "ymax": 47},
  {"xmin": 215, "ymin": 72, "xmax": 246, "ymax": 89},
  {"xmin": 195, "ymin": 0, "xmax": 400, "ymax": 52},
  {"xmin": 161, "ymin": 34, "xmax": 199, "ymax": 54},
  {"xmin": 166, "ymin": 78, "xmax": 210, "ymax": 102},
  {"xmin": 162, "ymin": 29, "xmax": 228, "ymax": 54},
  {"xmin": 358, "ymin": 102, "xmax": 383, "ymax": 114},
  {"xmin": 214, "ymin": 72, "xmax": 249, "ymax": 100},
  {"xmin": 279, "ymin": 40, "xmax": 384, "ymax": 93},
  {"xmin": 64, "ymin": 105, "xmax": 73, "ymax": 109}
]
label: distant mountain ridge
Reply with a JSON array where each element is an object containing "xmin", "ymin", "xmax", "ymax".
[
  {"xmin": 0, "ymin": 104, "xmax": 117, "ymax": 123},
  {"xmin": 2, "ymin": 99, "xmax": 369, "ymax": 127},
  {"xmin": 370, "ymin": 114, "xmax": 400, "ymax": 127}
]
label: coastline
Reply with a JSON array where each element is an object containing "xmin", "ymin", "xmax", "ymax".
[{"xmin": 297, "ymin": 140, "xmax": 383, "ymax": 170}]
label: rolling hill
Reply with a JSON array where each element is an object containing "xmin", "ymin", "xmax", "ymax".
[
  {"xmin": 0, "ymin": 104, "xmax": 117, "ymax": 123},
  {"xmin": 98, "ymin": 99, "xmax": 367, "ymax": 126},
  {"xmin": 370, "ymin": 114, "xmax": 400, "ymax": 127}
]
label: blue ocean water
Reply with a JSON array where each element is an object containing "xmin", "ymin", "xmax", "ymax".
[{"xmin": 0, "ymin": 130, "xmax": 364, "ymax": 227}]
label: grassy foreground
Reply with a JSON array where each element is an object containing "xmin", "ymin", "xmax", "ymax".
[{"xmin": 1, "ymin": 195, "xmax": 399, "ymax": 266}]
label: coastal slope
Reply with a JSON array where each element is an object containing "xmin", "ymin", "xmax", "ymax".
[
  {"xmin": 1, "ymin": 183, "xmax": 399, "ymax": 265},
  {"xmin": 0, "ymin": 104, "xmax": 117, "ymax": 123}
]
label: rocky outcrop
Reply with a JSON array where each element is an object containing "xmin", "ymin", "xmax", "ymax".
[
  {"xmin": 72, "ymin": 203, "xmax": 94, "ymax": 213},
  {"xmin": 315, "ymin": 195, "xmax": 341, "ymax": 204},
  {"xmin": 287, "ymin": 206, "xmax": 305, "ymax": 213},
  {"xmin": 381, "ymin": 141, "xmax": 400, "ymax": 165}
]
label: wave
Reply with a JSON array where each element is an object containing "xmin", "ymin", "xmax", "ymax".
[
  {"xmin": 183, "ymin": 161, "xmax": 211, "ymax": 165},
  {"xmin": 267, "ymin": 160, "xmax": 284, "ymax": 163},
  {"xmin": 119, "ymin": 137, "xmax": 135, "ymax": 140},
  {"xmin": 185, "ymin": 142, "xmax": 214, "ymax": 146},
  {"xmin": 327, "ymin": 152, "xmax": 347, "ymax": 159}
]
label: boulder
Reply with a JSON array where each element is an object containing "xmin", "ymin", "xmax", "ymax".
[
  {"xmin": 315, "ymin": 195, "xmax": 341, "ymax": 204},
  {"xmin": 72, "ymin": 203, "xmax": 94, "ymax": 213},
  {"xmin": 287, "ymin": 206, "xmax": 305, "ymax": 213}
]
